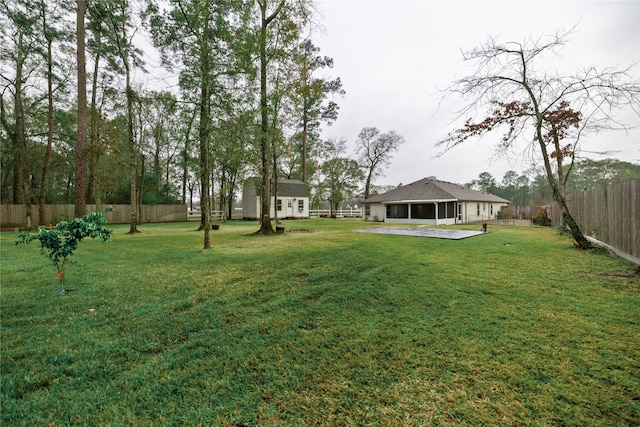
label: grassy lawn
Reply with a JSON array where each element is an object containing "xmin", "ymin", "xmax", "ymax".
[{"xmin": 2, "ymin": 220, "xmax": 639, "ymax": 426}]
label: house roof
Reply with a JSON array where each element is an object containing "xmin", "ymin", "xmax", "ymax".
[
  {"xmin": 276, "ymin": 179, "xmax": 308, "ymax": 198},
  {"xmin": 363, "ymin": 178, "xmax": 510, "ymax": 204}
]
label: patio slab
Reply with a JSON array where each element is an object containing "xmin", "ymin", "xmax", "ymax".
[{"xmin": 355, "ymin": 227, "xmax": 485, "ymax": 240}]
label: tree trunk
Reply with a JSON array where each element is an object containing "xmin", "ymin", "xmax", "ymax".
[
  {"xmin": 14, "ymin": 33, "xmax": 32, "ymax": 228},
  {"xmin": 123, "ymin": 57, "xmax": 139, "ymax": 233},
  {"xmin": 181, "ymin": 108, "xmax": 195, "ymax": 204},
  {"xmin": 38, "ymin": 5, "xmax": 54, "ymax": 225},
  {"xmin": 87, "ymin": 37, "xmax": 102, "ymax": 204},
  {"xmin": 552, "ymin": 184, "xmax": 591, "ymax": 248},
  {"xmin": 75, "ymin": 0, "xmax": 87, "ymax": 219},
  {"xmin": 364, "ymin": 169, "xmax": 373, "ymax": 199},
  {"xmin": 197, "ymin": 9, "xmax": 211, "ymax": 248},
  {"xmin": 536, "ymin": 119, "xmax": 591, "ymax": 249},
  {"xmin": 302, "ymin": 103, "xmax": 308, "ymax": 183},
  {"xmin": 139, "ymin": 154, "xmax": 145, "ymax": 220},
  {"xmin": 154, "ymin": 124, "xmax": 162, "ymax": 181},
  {"xmin": 227, "ymin": 176, "xmax": 235, "ymax": 220},
  {"xmin": 273, "ymin": 152, "xmax": 279, "ymax": 224},
  {"xmin": 256, "ymin": 3, "xmax": 275, "ymax": 234}
]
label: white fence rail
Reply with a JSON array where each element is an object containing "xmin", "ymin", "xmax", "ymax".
[
  {"xmin": 187, "ymin": 210, "xmax": 227, "ymax": 221},
  {"xmin": 309, "ymin": 208, "xmax": 362, "ymax": 218}
]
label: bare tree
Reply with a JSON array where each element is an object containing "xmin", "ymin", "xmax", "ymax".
[
  {"xmin": 356, "ymin": 127, "xmax": 405, "ymax": 199},
  {"xmin": 437, "ymin": 30, "xmax": 640, "ymax": 249}
]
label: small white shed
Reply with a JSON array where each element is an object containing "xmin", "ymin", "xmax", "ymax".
[{"xmin": 242, "ymin": 178, "xmax": 310, "ymax": 220}]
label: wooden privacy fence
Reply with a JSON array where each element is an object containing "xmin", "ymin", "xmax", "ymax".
[
  {"xmin": 1, "ymin": 204, "xmax": 187, "ymax": 228},
  {"xmin": 549, "ymin": 180, "xmax": 639, "ymax": 260}
]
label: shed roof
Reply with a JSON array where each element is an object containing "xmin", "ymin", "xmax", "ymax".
[
  {"xmin": 363, "ymin": 178, "xmax": 510, "ymax": 204},
  {"xmin": 244, "ymin": 178, "xmax": 309, "ymax": 198},
  {"xmin": 276, "ymin": 179, "xmax": 308, "ymax": 198}
]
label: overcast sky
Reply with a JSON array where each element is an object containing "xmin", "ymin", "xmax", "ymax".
[{"xmin": 311, "ymin": 0, "xmax": 640, "ymax": 187}]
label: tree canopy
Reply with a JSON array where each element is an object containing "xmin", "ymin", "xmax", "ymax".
[{"xmin": 438, "ymin": 30, "xmax": 640, "ymax": 248}]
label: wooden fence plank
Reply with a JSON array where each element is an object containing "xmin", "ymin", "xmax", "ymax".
[
  {"xmin": 1, "ymin": 204, "xmax": 187, "ymax": 228},
  {"xmin": 548, "ymin": 180, "xmax": 639, "ymax": 259}
]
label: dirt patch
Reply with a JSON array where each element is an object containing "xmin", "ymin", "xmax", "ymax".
[
  {"xmin": 597, "ymin": 268, "xmax": 640, "ymax": 280},
  {"xmin": 295, "ymin": 272, "xmax": 310, "ymax": 281}
]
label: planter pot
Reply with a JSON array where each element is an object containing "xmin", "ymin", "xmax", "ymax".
[
  {"xmin": 276, "ymin": 226, "xmax": 285, "ymax": 234},
  {"xmin": 212, "ymin": 224, "xmax": 220, "ymax": 230}
]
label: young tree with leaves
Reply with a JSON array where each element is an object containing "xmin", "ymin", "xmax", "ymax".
[
  {"xmin": 355, "ymin": 127, "xmax": 405, "ymax": 199},
  {"xmin": 37, "ymin": 0, "xmax": 71, "ymax": 224},
  {"xmin": 17, "ymin": 209, "xmax": 113, "ymax": 292},
  {"xmin": 0, "ymin": 0, "xmax": 42, "ymax": 228},
  {"xmin": 255, "ymin": 0, "xmax": 286, "ymax": 234},
  {"xmin": 438, "ymin": 30, "xmax": 640, "ymax": 248},
  {"xmin": 85, "ymin": 0, "xmax": 120, "ymax": 205},
  {"xmin": 316, "ymin": 138, "xmax": 363, "ymax": 217},
  {"xmin": 147, "ymin": 0, "xmax": 245, "ymax": 248},
  {"xmin": 102, "ymin": 0, "xmax": 146, "ymax": 234},
  {"xmin": 290, "ymin": 39, "xmax": 343, "ymax": 183}
]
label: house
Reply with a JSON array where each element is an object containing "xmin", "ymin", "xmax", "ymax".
[
  {"xmin": 242, "ymin": 178, "xmax": 310, "ymax": 220},
  {"xmin": 362, "ymin": 178, "xmax": 510, "ymax": 225}
]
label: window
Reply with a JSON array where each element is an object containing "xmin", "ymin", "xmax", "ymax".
[
  {"xmin": 477, "ymin": 203, "xmax": 480, "ymax": 216},
  {"xmin": 438, "ymin": 201, "xmax": 456, "ymax": 219},
  {"xmin": 365, "ymin": 205, "xmax": 371, "ymax": 216},
  {"xmin": 411, "ymin": 203, "xmax": 436, "ymax": 219},
  {"xmin": 277, "ymin": 199, "xmax": 282, "ymax": 211},
  {"xmin": 490, "ymin": 204, "xmax": 493, "ymax": 215},
  {"xmin": 386, "ymin": 204, "xmax": 409, "ymax": 218},
  {"xmin": 298, "ymin": 199, "xmax": 304, "ymax": 211},
  {"xmin": 287, "ymin": 200, "xmax": 292, "ymax": 208}
]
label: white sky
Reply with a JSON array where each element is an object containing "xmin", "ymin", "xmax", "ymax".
[{"xmin": 312, "ymin": 0, "xmax": 640, "ymax": 186}]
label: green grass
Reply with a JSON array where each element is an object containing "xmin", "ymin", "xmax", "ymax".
[{"xmin": 2, "ymin": 220, "xmax": 639, "ymax": 426}]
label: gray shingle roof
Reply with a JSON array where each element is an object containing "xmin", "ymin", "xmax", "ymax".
[
  {"xmin": 363, "ymin": 178, "xmax": 510, "ymax": 204},
  {"xmin": 276, "ymin": 179, "xmax": 308, "ymax": 198}
]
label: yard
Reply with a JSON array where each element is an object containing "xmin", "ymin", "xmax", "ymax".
[{"xmin": 2, "ymin": 220, "xmax": 639, "ymax": 426}]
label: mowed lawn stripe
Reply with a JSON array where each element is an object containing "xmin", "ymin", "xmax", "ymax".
[{"xmin": 2, "ymin": 220, "xmax": 638, "ymax": 426}]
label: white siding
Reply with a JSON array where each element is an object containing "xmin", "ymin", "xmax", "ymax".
[
  {"xmin": 462, "ymin": 201, "xmax": 507, "ymax": 223},
  {"xmin": 274, "ymin": 197, "xmax": 309, "ymax": 219},
  {"xmin": 242, "ymin": 181, "xmax": 260, "ymax": 219},
  {"xmin": 363, "ymin": 203, "xmax": 386, "ymax": 221},
  {"xmin": 242, "ymin": 179, "xmax": 309, "ymax": 220}
]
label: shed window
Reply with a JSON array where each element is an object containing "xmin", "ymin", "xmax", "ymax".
[
  {"xmin": 277, "ymin": 199, "xmax": 282, "ymax": 211},
  {"xmin": 386, "ymin": 204, "xmax": 409, "ymax": 218},
  {"xmin": 411, "ymin": 203, "xmax": 435, "ymax": 219},
  {"xmin": 365, "ymin": 205, "xmax": 370, "ymax": 216},
  {"xmin": 298, "ymin": 199, "xmax": 304, "ymax": 210}
]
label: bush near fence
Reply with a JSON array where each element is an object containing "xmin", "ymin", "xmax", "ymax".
[
  {"xmin": 1, "ymin": 204, "xmax": 187, "ymax": 228},
  {"xmin": 549, "ymin": 180, "xmax": 639, "ymax": 260}
]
